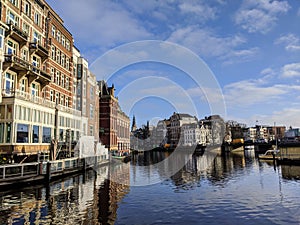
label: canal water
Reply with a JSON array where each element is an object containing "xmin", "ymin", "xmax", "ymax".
[{"xmin": 1, "ymin": 148, "xmax": 300, "ymax": 224}]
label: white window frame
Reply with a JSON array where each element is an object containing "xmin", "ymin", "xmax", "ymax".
[
  {"xmin": 31, "ymin": 82, "xmax": 39, "ymax": 96},
  {"xmin": 0, "ymin": 28, "xmax": 4, "ymax": 50},
  {"xmin": 61, "ymin": 74, "xmax": 64, "ymax": 88},
  {"xmin": 50, "ymin": 90, "xmax": 54, "ymax": 102},
  {"xmin": 56, "ymin": 71, "xmax": 60, "ymax": 85},
  {"xmin": 52, "ymin": 26, "xmax": 56, "ymax": 38},
  {"xmin": 34, "ymin": 12, "xmax": 40, "ymax": 26},
  {"xmin": 56, "ymin": 31, "xmax": 61, "ymax": 43},
  {"xmin": 32, "ymin": 55, "xmax": 40, "ymax": 68},
  {"xmin": 24, "ymin": 1, "xmax": 31, "ymax": 17},
  {"xmin": 4, "ymin": 72, "xmax": 15, "ymax": 95},
  {"xmin": 6, "ymin": 39, "xmax": 18, "ymax": 55},
  {"xmin": 51, "ymin": 46, "xmax": 55, "ymax": 60},
  {"xmin": 7, "ymin": 10, "xmax": 19, "ymax": 26}
]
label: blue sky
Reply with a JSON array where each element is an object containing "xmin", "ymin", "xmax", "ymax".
[{"xmin": 47, "ymin": 0, "xmax": 300, "ymax": 128}]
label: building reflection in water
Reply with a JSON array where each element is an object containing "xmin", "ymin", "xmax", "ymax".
[
  {"xmin": 0, "ymin": 162, "xmax": 130, "ymax": 225},
  {"xmin": 141, "ymin": 147, "xmax": 300, "ymax": 190},
  {"xmin": 1, "ymin": 148, "xmax": 300, "ymax": 224}
]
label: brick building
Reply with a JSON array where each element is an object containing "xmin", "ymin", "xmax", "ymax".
[
  {"xmin": 0, "ymin": 0, "xmax": 83, "ymax": 161},
  {"xmin": 98, "ymin": 81, "xmax": 130, "ymax": 152}
]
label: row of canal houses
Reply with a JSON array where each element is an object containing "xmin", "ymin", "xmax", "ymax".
[
  {"xmin": 131, "ymin": 113, "xmax": 225, "ymax": 150},
  {"xmin": 0, "ymin": 0, "xmax": 130, "ymax": 163}
]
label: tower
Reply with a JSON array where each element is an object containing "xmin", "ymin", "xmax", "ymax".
[{"xmin": 131, "ymin": 115, "xmax": 137, "ymax": 132}]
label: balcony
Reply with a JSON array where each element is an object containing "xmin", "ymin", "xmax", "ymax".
[
  {"xmin": 56, "ymin": 104, "xmax": 81, "ymax": 117},
  {"xmin": 28, "ymin": 66, "xmax": 52, "ymax": 89},
  {"xmin": 6, "ymin": 23, "xmax": 28, "ymax": 47},
  {"xmin": 4, "ymin": 54, "xmax": 52, "ymax": 89},
  {"xmin": 29, "ymin": 42, "xmax": 49, "ymax": 62},
  {"xmin": 2, "ymin": 89, "xmax": 56, "ymax": 109},
  {"xmin": 3, "ymin": 54, "xmax": 30, "ymax": 74}
]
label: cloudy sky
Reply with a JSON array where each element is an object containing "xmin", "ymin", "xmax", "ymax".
[{"xmin": 47, "ymin": 0, "xmax": 300, "ymax": 128}]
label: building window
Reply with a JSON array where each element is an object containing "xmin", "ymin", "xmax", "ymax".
[
  {"xmin": 50, "ymin": 67, "xmax": 55, "ymax": 82},
  {"xmin": 9, "ymin": 0, "xmax": 18, "ymax": 7},
  {"xmin": 50, "ymin": 90, "xmax": 54, "ymax": 102},
  {"xmin": 90, "ymin": 125, "xmax": 93, "ymax": 136},
  {"xmin": 66, "ymin": 77, "xmax": 69, "ymax": 90},
  {"xmin": 24, "ymin": 2, "xmax": 31, "ymax": 17},
  {"xmin": 55, "ymin": 92, "xmax": 59, "ymax": 104},
  {"xmin": 4, "ymin": 72, "xmax": 15, "ymax": 95},
  {"xmin": 56, "ymin": 71, "xmax": 60, "ymax": 85},
  {"xmin": 42, "ymin": 127, "xmax": 51, "ymax": 143},
  {"xmin": 6, "ymin": 40, "xmax": 17, "ymax": 55},
  {"xmin": 32, "ymin": 55, "xmax": 40, "ymax": 68},
  {"xmin": 61, "ymin": 54, "xmax": 65, "ymax": 67},
  {"xmin": 60, "ymin": 94, "xmax": 64, "ymax": 105},
  {"xmin": 90, "ymin": 104, "xmax": 94, "ymax": 118},
  {"xmin": 73, "ymin": 63, "xmax": 77, "ymax": 76},
  {"xmin": 34, "ymin": 12, "xmax": 40, "ymax": 26},
  {"xmin": 17, "ymin": 124, "xmax": 29, "ymax": 143},
  {"xmin": 61, "ymin": 35, "xmax": 65, "ymax": 47},
  {"xmin": 7, "ymin": 11, "xmax": 19, "ymax": 26},
  {"xmin": 61, "ymin": 74, "xmax": 64, "ymax": 88},
  {"xmin": 66, "ymin": 58, "xmax": 70, "ymax": 70},
  {"xmin": 21, "ymin": 49, "xmax": 28, "ymax": 61},
  {"xmin": 56, "ymin": 50, "xmax": 60, "ymax": 63},
  {"xmin": 65, "ymin": 97, "xmax": 69, "ymax": 107},
  {"xmin": 0, "ymin": 28, "xmax": 4, "ymax": 50},
  {"xmin": 33, "ymin": 31, "xmax": 41, "ymax": 44},
  {"xmin": 32, "ymin": 125, "xmax": 39, "ymax": 143},
  {"xmin": 51, "ymin": 26, "xmax": 56, "ymax": 38},
  {"xmin": 22, "ymin": 22, "xmax": 30, "ymax": 35},
  {"xmin": 83, "ymin": 84, "xmax": 86, "ymax": 97},
  {"xmin": 66, "ymin": 40, "xmax": 70, "ymax": 51},
  {"xmin": 51, "ymin": 46, "xmax": 55, "ymax": 60},
  {"xmin": 56, "ymin": 31, "xmax": 61, "ymax": 42},
  {"xmin": 20, "ymin": 78, "xmax": 26, "ymax": 93},
  {"xmin": 90, "ymin": 87, "xmax": 94, "ymax": 100},
  {"xmin": 31, "ymin": 83, "xmax": 39, "ymax": 96}
]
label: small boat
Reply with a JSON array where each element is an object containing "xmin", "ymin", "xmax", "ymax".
[
  {"xmin": 111, "ymin": 151, "xmax": 131, "ymax": 162},
  {"xmin": 258, "ymin": 149, "xmax": 280, "ymax": 160}
]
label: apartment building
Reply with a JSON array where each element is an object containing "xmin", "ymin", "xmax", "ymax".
[
  {"xmin": 0, "ymin": 0, "xmax": 82, "ymax": 161},
  {"xmin": 168, "ymin": 112, "xmax": 198, "ymax": 147}
]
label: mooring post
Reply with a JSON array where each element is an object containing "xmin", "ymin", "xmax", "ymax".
[{"xmin": 46, "ymin": 161, "xmax": 51, "ymax": 182}]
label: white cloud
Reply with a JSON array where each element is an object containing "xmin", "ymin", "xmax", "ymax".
[
  {"xmin": 247, "ymin": 108, "xmax": 300, "ymax": 127},
  {"xmin": 48, "ymin": 1, "xmax": 152, "ymax": 57},
  {"xmin": 281, "ymin": 63, "xmax": 300, "ymax": 78},
  {"xmin": 274, "ymin": 33, "xmax": 300, "ymax": 52},
  {"xmin": 235, "ymin": 0, "xmax": 290, "ymax": 34},
  {"xmin": 224, "ymin": 80, "xmax": 287, "ymax": 106},
  {"xmin": 167, "ymin": 26, "xmax": 258, "ymax": 64},
  {"xmin": 178, "ymin": 2, "xmax": 217, "ymax": 20}
]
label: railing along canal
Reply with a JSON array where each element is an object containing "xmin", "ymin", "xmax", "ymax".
[{"xmin": 0, "ymin": 162, "xmax": 39, "ymax": 180}]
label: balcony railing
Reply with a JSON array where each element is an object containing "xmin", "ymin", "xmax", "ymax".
[
  {"xmin": 56, "ymin": 104, "xmax": 81, "ymax": 117},
  {"xmin": 4, "ymin": 54, "xmax": 30, "ymax": 71},
  {"xmin": 6, "ymin": 22, "xmax": 28, "ymax": 44},
  {"xmin": 4, "ymin": 54, "xmax": 52, "ymax": 85},
  {"xmin": 29, "ymin": 42, "xmax": 49, "ymax": 60},
  {"xmin": 2, "ymin": 89, "xmax": 56, "ymax": 109}
]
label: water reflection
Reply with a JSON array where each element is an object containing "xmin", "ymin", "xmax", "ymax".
[
  {"xmin": 0, "ymin": 162, "xmax": 130, "ymax": 225},
  {"xmin": 1, "ymin": 148, "xmax": 300, "ymax": 224}
]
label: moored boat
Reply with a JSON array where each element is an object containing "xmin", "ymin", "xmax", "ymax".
[{"xmin": 258, "ymin": 149, "xmax": 280, "ymax": 160}]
